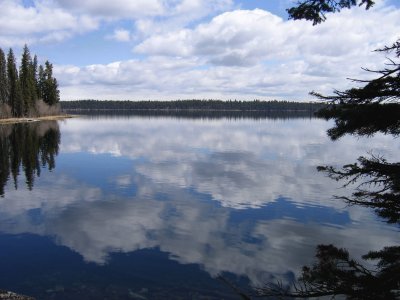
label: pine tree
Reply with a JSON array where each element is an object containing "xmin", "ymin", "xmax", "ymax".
[
  {"xmin": 0, "ymin": 48, "xmax": 8, "ymax": 104},
  {"xmin": 7, "ymin": 49, "xmax": 23, "ymax": 117}
]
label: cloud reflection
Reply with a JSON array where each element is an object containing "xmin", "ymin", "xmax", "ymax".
[
  {"xmin": 60, "ymin": 117, "xmax": 400, "ymax": 208},
  {"xmin": 0, "ymin": 171, "xmax": 397, "ymax": 287},
  {"xmin": 0, "ymin": 117, "xmax": 398, "ymax": 287}
]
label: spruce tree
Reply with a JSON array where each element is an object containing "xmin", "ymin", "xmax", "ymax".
[
  {"xmin": 38, "ymin": 65, "xmax": 45, "ymax": 101},
  {"xmin": 32, "ymin": 55, "xmax": 39, "ymax": 101},
  {"xmin": 7, "ymin": 49, "xmax": 23, "ymax": 117},
  {"xmin": 20, "ymin": 45, "xmax": 37, "ymax": 115},
  {"xmin": 42, "ymin": 61, "xmax": 59, "ymax": 105},
  {"xmin": 0, "ymin": 48, "xmax": 8, "ymax": 104}
]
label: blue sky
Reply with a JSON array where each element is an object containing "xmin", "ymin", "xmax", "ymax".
[{"xmin": 1, "ymin": 0, "xmax": 399, "ymax": 100}]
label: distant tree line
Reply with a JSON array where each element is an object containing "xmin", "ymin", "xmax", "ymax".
[
  {"xmin": 61, "ymin": 99, "xmax": 325, "ymax": 112},
  {"xmin": 0, "ymin": 45, "xmax": 60, "ymax": 119},
  {"xmin": 72, "ymin": 108, "xmax": 318, "ymax": 120}
]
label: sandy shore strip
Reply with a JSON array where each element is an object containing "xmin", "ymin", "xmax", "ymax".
[{"xmin": 0, "ymin": 115, "xmax": 75, "ymax": 124}]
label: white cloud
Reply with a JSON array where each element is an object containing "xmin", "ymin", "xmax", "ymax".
[
  {"xmin": 56, "ymin": 3, "xmax": 400, "ymax": 100},
  {"xmin": 2, "ymin": 0, "xmax": 398, "ymax": 99},
  {"xmin": 133, "ymin": 0, "xmax": 234, "ymax": 39},
  {"xmin": 108, "ymin": 28, "xmax": 131, "ymax": 42},
  {"xmin": 0, "ymin": 0, "xmax": 99, "ymax": 46},
  {"xmin": 54, "ymin": 0, "xmax": 164, "ymax": 18}
]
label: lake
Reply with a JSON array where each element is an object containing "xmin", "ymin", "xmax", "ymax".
[{"xmin": 0, "ymin": 115, "xmax": 398, "ymax": 299}]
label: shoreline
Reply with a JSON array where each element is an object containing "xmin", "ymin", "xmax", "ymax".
[{"xmin": 0, "ymin": 114, "xmax": 74, "ymax": 124}]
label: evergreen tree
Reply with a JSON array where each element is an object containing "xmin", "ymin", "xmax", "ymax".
[
  {"xmin": 32, "ymin": 55, "xmax": 38, "ymax": 86},
  {"xmin": 244, "ymin": 1, "xmax": 400, "ymax": 299},
  {"xmin": 0, "ymin": 48, "xmax": 8, "ymax": 104},
  {"xmin": 7, "ymin": 49, "xmax": 23, "ymax": 117},
  {"xmin": 32, "ymin": 55, "xmax": 39, "ymax": 101},
  {"xmin": 41, "ymin": 61, "xmax": 59, "ymax": 106},
  {"xmin": 38, "ymin": 64, "xmax": 45, "ymax": 100},
  {"xmin": 287, "ymin": 0, "xmax": 374, "ymax": 25},
  {"xmin": 20, "ymin": 45, "xmax": 37, "ymax": 115}
]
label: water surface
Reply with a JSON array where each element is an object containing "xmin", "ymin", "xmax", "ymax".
[{"xmin": 0, "ymin": 116, "xmax": 398, "ymax": 299}]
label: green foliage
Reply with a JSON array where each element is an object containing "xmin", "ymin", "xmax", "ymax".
[
  {"xmin": 287, "ymin": 0, "xmax": 374, "ymax": 25},
  {"xmin": 41, "ymin": 61, "xmax": 60, "ymax": 106},
  {"xmin": 0, "ymin": 46, "xmax": 60, "ymax": 118},
  {"xmin": 7, "ymin": 49, "xmax": 23, "ymax": 117},
  {"xmin": 20, "ymin": 45, "xmax": 39, "ymax": 115}
]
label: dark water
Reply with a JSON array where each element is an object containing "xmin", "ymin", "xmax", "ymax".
[{"xmin": 0, "ymin": 116, "xmax": 398, "ymax": 299}]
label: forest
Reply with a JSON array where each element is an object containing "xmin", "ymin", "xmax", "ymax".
[
  {"xmin": 61, "ymin": 99, "xmax": 325, "ymax": 112},
  {"xmin": 0, "ymin": 45, "xmax": 60, "ymax": 119}
]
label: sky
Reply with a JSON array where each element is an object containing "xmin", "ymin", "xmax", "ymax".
[{"xmin": 0, "ymin": 0, "xmax": 399, "ymax": 101}]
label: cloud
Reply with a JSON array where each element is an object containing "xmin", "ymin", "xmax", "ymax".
[
  {"xmin": 107, "ymin": 28, "xmax": 131, "ymax": 42},
  {"xmin": 54, "ymin": 0, "xmax": 164, "ymax": 18},
  {"xmin": 133, "ymin": 0, "xmax": 234, "ymax": 39},
  {"xmin": 135, "ymin": 9, "xmax": 291, "ymax": 65},
  {"xmin": 134, "ymin": 5, "xmax": 400, "ymax": 70},
  {"xmin": 56, "ymin": 3, "xmax": 400, "ymax": 100},
  {"xmin": 2, "ymin": 0, "xmax": 398, "ymax": 99},
  {"xmin": 0, "ymin": 0, "xmax": 234, "ymax": 47},
  {"xmin": 0, "ymin": 0, "xmax": 98, "ymax": 46}
]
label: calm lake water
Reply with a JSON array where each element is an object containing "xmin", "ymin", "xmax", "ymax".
[{"xmin": 0, "ymin": 115, "xmax": 398, "ymax": 299}]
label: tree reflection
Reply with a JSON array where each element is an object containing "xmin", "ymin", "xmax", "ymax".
[
  {"xmin": 252, "ymin": 86, "xmax": 400, "ymax": 295},
  {"xmin": 255, "ymin": 245, "xmax": 400, "ymax": 299},
  {"xmin": 0, "ymin": 121, "xmax": 60, "ymax": 196},
  {"xmin": 233, "ymin": 2, "xmax": 400, "ymax": 298},
  {"xmin": 317, "ymin": 155, "xmax": 400, "ymax": 224},
  {"xmin": 316, "ymin": 103, "xmax": 400, "ymax": 140}
]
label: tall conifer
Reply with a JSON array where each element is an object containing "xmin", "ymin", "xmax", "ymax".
[
  {"xmin": 20, "ymin": 45, "xmax": 37, "ymax": 115},
  {"xmin": 7, "ymin": 49, "xmax": 23, "ymax": 117},
  {"xmin": 38, "ymin": 65, "xmax": 45, "ymax": 100},
  {"xmin": 0, "ymin": 48, "xmax": 8, "ymax": 104},
  {"xmin": 32, "ymin": 55, "xmax": 39, "ymax": 100},
  {"xmin": 42, "ymin": 61, "xmax": 59, "ymax": 105}
]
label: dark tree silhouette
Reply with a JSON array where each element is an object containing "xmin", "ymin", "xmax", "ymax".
[
  {"xmin": 61, "ymin": 99, "xmax": 325, "ymax": 112},
  {"xmin": 255, "ymin": 245, "xmax": 400, "ymax": 299},
  {"xmin": 0, "ymin": 48, "xmax": 8, "ymax": 104},
  {"xmin": 7, "ymin": 49, "xmax": 23, "ymax": 117},
  {"xmin": 287, "ymin": 0, "xmax": 374, "ymax": 25},
  {"xmin": 316, "ymin": 103, "xmax": 400, "ymax": 140},
  {"xmin": 0, "ymin": 121, "xmax": 60, "ymax": 197},
  {"xmin": 238, "ymin": 1, "xmax": 400, "ymax": 299},
  {"xmin": 318, "ymin": 155, "xmax": 400, "ymax": 224},
  {"xmin": 0, "ymin": 45, "xmax": 60, "ymax": 118}
]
